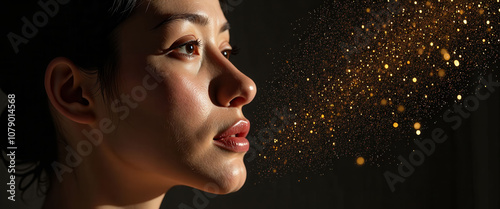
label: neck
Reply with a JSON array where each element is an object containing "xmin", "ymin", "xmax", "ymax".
[{"xmin": 42, "ymin": 141, "xmax": 172, "ymax": 209}]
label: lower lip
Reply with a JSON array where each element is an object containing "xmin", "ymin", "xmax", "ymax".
[{"xmin": 213, "ymin": 137, "xmax": 249, "ymax": 153}]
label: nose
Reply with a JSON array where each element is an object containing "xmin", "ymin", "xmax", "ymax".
[{"xmin": 210, "ymin": 58, "xmax": 257, "ymax": 108}]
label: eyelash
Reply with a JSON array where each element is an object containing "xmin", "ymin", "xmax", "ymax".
[
  {"xmin": 223, "ymin": 45, "xmax": 240, "ymax": 59},
  {"xmin": 165, "ymin": 39, "xmax": 202, "ymax": 59},
  {"xmin": 165, "ymin": 39, "xmax": 239, "ymax": 59}
]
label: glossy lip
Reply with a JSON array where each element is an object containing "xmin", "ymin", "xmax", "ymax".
[{"xmin": 213, "ymin": 120, "xmax": 250, "ymax": 153}]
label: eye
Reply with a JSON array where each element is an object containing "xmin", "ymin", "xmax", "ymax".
[
  {"xmin": 221, "ymin": 45, "xmax": 240, "ymax": 59},
  {"xmin": 222, "ymin": 50, "xmax": 231, "ymax": 59},
  {"xmin": 165, "ymin": 38, "xmax": 201, "ymax": 58},
  {"xmin": 177, "ymin": 41, "xmax": 199, "ymax": 56}
]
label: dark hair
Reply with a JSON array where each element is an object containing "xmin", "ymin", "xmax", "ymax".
[{"xmin": 0, "ymin": 0, "xmax": 138, "ymax": 196}]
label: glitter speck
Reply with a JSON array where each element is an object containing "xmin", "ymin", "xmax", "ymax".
[
  {"xmin": 438, "ymin": 69, "xmax": 446, "ymax": 77},
  {"xmin": 412, "ymin": 78, "xmax": 418, "ymax": 83},
  {"xmin": 356, "ymin": 157, "xmax": 365, "ymax": 166},
  {"xmin": 418, "ymin": 48, "xmax": 425, "ymax": 55},
  {"xmin": 416, "ymin": 130, "xmax": 422, "ymax": 135},
  {"xmin": 414, "ymin": 122, "xmax": 421, "ymax": 130},
  {"xmin": 393, "ymin": 122, "xmax": 399, "ymax": 128},
  {"xmin": 457, "ymin": 95, "xmax": 462, "ymax": 100},
  {"xmin": 397, "ymin": 105, "xmax": 405, "ymax": 112},
  {"xmin": 441, "ymin": 49, "xmax": 451, "ymax": 60},
  {"xmin": 463, "ymin": 19, "xmax": 468, "ymax": 24},
  {"xmin": 384, "ymin": 64, "xmax": 389, "ymax": 69},
  {"xmin": 454, "ymin": 60, "xmax": 460, "ymax": 67}
]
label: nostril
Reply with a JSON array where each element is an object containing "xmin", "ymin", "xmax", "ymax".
[{"xmin": 228, "ymin": 97, "xmax": 246, "ymax": 107}]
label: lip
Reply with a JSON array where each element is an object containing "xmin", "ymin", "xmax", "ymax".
[{"xmin": 213, "ymin": 120, "xmax": 250, "ymax": 153}]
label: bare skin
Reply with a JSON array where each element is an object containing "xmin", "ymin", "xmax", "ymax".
[{"xmin": 43, "ymin": 0, "xmax": 256, "ymax": 208}]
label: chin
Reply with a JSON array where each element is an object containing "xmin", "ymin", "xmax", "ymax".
[{"xmin": 197, "ymin": 157, "xmax": 248, "ymax": 195}]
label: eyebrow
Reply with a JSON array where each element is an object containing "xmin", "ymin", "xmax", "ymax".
[{"xmin": 151, "ymin": 13, "xmax": 230, "ymax": 33}]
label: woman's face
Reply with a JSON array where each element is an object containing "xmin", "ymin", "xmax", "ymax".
[{"xmin": 96, "ymin": 0, "xmax": 256, "ymax": 193}]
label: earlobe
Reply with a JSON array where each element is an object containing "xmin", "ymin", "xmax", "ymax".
[{"xmin": 44, "ymin": 57, "xmax": 97, "ymax": 124}]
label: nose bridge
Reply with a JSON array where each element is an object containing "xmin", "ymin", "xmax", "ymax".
[{"xmin": 207, "ymin": 48, "xmax": 256, "ymax": 108}]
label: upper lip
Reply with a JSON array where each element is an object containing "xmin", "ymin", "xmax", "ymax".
[{"xmin": 214, "ymin": 119, "xmax": 250, "ymax": 139}]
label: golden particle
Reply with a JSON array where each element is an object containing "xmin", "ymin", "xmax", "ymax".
[
  {"xmin": 412, "ymin": 77, "xmax": 418, "ymax": 83},
  {"xmin": 381, "ymin": 99, "xmax": 388, "ymax": 106},
  {"xmin": 397, "ymin": 105, "xmax": 405, "ymax": 112},
  {"xmin": 393, "ymin": 122, "xmax": 399, "ymax": 128},
  {"xmin": 417, "ymin": 48, "xmax": 424, "ymax": 55},
  {"xmin": 356, "ymin": 157, "xmax": 365, "ymax": 166},
  {"xmin": 438, "ymin": 69, "xmax": 446, "ymax": 77},
  {"xmin": 443, "ymin": 53, "xmax": 451, "ymax": 61},
  {"xmin": 454, "ymin": 60, "xmax": 460, "ymax": 67},
  {"xmin": 441, "ymin": 49, "xmax": 451, "ymax": 61},
  {"xmin": 414, "ymin": 122, "xmax": 421, "ymax": 130},
  {"xmin": 457, "ymin": 95, "xmax": 462, "ymax": 100},
  {"xmin": 384, "ymin": 64, "xmax": 389, "ymax": 69},
  {"xmin": 416, "ymin": 130, "xmax": 421, "ymax": 135}
]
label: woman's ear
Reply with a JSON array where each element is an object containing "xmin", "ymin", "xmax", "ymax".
[{"xmin": 44, "ymin": 57, "xmax": 97, "ymax": 124}]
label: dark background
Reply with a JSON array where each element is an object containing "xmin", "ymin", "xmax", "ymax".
[{"xmin": 1, "ymin": 0, "xmax": 499, "ymax": 208}]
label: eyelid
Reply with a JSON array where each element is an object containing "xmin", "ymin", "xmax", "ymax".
[
  {"xmin": 164, "ymin": 35, "xmax": 201, "ymax": 53},
  {"xmin": 164, "ymin": 36, "xmax": 202, "ymax": 59}
]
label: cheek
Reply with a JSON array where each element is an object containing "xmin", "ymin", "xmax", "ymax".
[
  {"xmin": 104, "ymin": 69, "xmax": 215, "ymax": 172},
  {"xmin": 165, "ymin": 75, "xmax": 212, "ymax": 133}
]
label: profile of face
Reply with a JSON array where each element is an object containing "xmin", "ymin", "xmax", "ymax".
[
  {"xmin": 109, "ymin": 0, "xmax": 257, "ymax": 194},
  {"xmin": 44, "ymin": 0, "xmax": 257, "ymax": 203}
]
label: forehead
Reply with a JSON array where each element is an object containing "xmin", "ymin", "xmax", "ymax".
[{"xmin": 135, "ymin": 0, "xmax": 227, "ymax": 25}]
